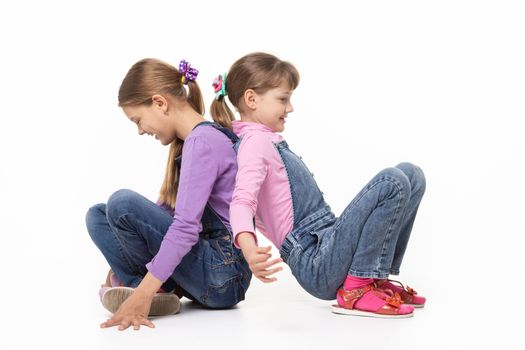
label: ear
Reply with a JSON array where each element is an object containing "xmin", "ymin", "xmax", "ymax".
[
  {"xmin": 243, "ymin": 89, "xmax": 258, "ymax": 111},
  {"xmin": 151, "ymin": 94, "xmax": 169, "ymax": 115}
]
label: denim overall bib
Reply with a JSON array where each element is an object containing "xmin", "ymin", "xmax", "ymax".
[
  {"xmin": 235, "ymin": 138, "xmax": 425, "ymax": 301},
  {"xmin": 87, "ymin": 122, "xmax": 252, "ymax": 308}
]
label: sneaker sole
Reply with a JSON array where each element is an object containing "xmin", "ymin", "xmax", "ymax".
[
  {"xmin": 102, "ymin": 287, "xmax": 181, "ymax": 316},
  {"xmin": 331, "ymin": 305, "xmax": 414, "ymax": 319},
  {"xmin": 408, "ymin": 303, "xmax": 425, "ymax": 309}
]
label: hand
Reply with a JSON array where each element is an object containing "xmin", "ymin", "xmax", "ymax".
[
  {"xmin": 244, "ymin": 246, "xmax": 283, "ymax": 283},
  {"xmin": 100, "ymin": 289, "xmax": 154, "ymax": 331}
]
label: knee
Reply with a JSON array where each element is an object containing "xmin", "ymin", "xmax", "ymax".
[
  {"xmin": 106, "ymin": 189, "xmax": 140, "ymax": 221},
  {"xmin": 396, "ymin": 162, "xmax": 426, "ymax": 195},
  {"xmin": 85, "ymin": 203, "xmax": 106, "ymax": 239},
  {"xmin": 377, "ymin": 167, "xmax": 411, "ymax": 196}
]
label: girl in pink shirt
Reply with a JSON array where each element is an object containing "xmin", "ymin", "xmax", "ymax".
[{"xmin": 210, "ymin": 52, "xmax": 426, "ymax": 318}]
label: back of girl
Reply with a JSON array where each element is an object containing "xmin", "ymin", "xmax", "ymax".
[
  {"xmin": 211, "ymin": 52, "xmax": 426, "ymax": 319},
  {"xmin": 86, "ymin": 58, "xmax": 251, "ymax": 331}
]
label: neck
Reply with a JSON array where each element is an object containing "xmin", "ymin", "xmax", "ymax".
[
  {"xmin": 170, "ymin": 103, "xmax": 205, "ymax": 140},
  {"xmin": 239, "ymin": 112, "xmax": 258, "ymax": 124}
]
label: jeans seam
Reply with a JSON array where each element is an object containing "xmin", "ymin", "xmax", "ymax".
[
  {"xmin": 379, "ymin": 178, "xmax": 405, "ymax": 274},
  {"xmin": 348, "ymin": 269, "xmax": 390, "ymax": 279},
  {"xmin": 116, "ymin": 212, "xmax": 165, "ymax": 243},
  {"xmin": 111, "ymin": 213, "xmax": 147, "ymax": 275},
  {"xmin": 342, "ymin": 175, "xmax": 405, "ymax": 276},
  {"xmin": 335, "ymin": 175, "xmax": 392, "ymax": 231}
]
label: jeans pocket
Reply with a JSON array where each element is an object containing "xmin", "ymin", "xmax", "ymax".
[
  {"xmin": 310, "ymin": 225, "xmax": 335, "ymax": 265},
  {"xmin": 297, "ymin": 214, "xmax": 334, "ymax": 249},
  {"xmin": 209, "ymin": 236, "xmax": 235, "ymax": 268},
  {"xmin": 202, "ymin": 274, "xmax": 245, "ymax": 309},
  {"xmin": 295, "ymin": 229, "xmax": 320, "ymax": 256}
]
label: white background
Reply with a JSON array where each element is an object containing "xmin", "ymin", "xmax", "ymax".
[{"xmin": 1, "ymin": 0, "xmax": 523, "ymax": 349}]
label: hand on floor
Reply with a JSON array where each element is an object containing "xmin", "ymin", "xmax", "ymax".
[{"xmin": 100, "ymin": 289, "xmax": 154, "ymax": 331}]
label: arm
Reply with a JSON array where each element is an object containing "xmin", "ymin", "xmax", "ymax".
[
  {"xmin": 101, "ymin": 137, "xmax": 218, "ymax": 330},
  {"xmin": 230, "ymin": 133, "xmax": 283, "ymax": 282},
  {"xmin": 237, "ymin": 231, "xmax": 282, "ymax": 283},
  {"xmin": 230, "ymin": 133, "xmax": 269, "ymax": 247},
  {"xmin": 147, "ymin": 137, "xmax": 217, "ymax": 282},
  {"xmin": 100, "ymin": 272, "xmax": 161, "ymax": 330}
]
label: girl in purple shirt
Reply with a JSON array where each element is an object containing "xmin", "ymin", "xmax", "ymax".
[{"xmin": 86, "ymin": 58, "xmax": 251, "ymax": 330}]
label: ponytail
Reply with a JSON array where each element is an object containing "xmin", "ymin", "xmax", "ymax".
[
  {"xmin": 158, "ymin": 139, "xmax": 183, "ymax": 208},
  {"xmin": 157, "ymin": 75, "xmax": 206, "ymax": 208},
  {"xmin": 186, "ymin": 79, "xmax": 204, "ymax": 115},
  {"xmin": 210, "ymin": 96, "xmax": 235, "ymax": 130}
]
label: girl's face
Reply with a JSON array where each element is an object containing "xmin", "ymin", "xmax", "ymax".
[
  {"xmin": 122, "ymin": 102, "xmax": 175, "ymax": 145},
  {"xmin": 251, "ymin": 84, "xmax": 294, "ymax": 132}
]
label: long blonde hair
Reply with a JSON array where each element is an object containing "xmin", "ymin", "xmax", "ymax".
[
  {"xmin": 118, "ymin": 58, "xmax": 207, "ymax": 209},
  {"xmin": 210, "ymin": 52, "xmax": 300, "ymax": 126}
]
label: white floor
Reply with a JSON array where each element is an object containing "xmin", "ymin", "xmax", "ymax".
[
  {"xmin": 3, "ymin": 247, "xmax": 521, "ymax": 350},
  {"xmin": 3, "ymin": 144, "xmax": 524, "ymax": 349}
]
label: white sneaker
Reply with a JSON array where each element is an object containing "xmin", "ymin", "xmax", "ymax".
[{"xmin": 100, "ymin": 286, "xmax": 181, "ymax": 316}]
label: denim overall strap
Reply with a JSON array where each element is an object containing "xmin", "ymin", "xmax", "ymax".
[
  {"xmin": 193, "ymin": 120, "xmax": 214, "ymax": 129},
  {"xmin": 276, "ymin": 141, "xmax": 335, "ymax": 261},
  {"xmin": 209, "ymin": 123, "xmax": 239, "ymax": 144},
  {"xmin": 274, "ymin": 141, "xmax": 326, "ymax": 226},
  {"xmin": 233, "ymin": 136, "xmax": 242, "ymax": 154},
  {"xmin": 193, "ymin": 121, "xmax": 239, "ymax": 144}
]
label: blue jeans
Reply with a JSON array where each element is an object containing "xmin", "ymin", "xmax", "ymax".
[
  {"xmin": 86, "ymin": 189, "xmax": 251, "ymax": 308},
  {"xmin": 274, "ymin": 140, "xmax": 425, "ymax": 300}
]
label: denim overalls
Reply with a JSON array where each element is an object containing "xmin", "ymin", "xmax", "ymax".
[
  {"xmin": 87, "ymin": 122, "xmax": 252, "ymax": 308},
  {"xmin": 238, "ymin": 139, "xmax": 425, "ymax": 301}
]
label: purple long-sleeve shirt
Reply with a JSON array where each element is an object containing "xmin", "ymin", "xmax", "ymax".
[{"xmin": 145, "ymin": 124, "xmax": 238, "ymax": 282}]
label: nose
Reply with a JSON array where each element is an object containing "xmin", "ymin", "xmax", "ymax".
[
  {"xmin": 286, "ymin": 101, "xmax": 294, "ymax": 114},
  {"xmin": 138, "ymin": 127, "xmax": 145, "ymax": 135}
]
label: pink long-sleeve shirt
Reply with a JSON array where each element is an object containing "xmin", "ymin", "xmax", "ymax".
[{"xmin": 230, "ymin": 121, "xmax": 294, "ymax": 248}]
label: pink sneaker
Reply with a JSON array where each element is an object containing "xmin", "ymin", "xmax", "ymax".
[
  {"xmin": 376, "ymin": 279, "xmax": 426, "ymax": 308},
  {"xmin": 331, "ymin": 284, "xmax": 414, "ymax": 319}
]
